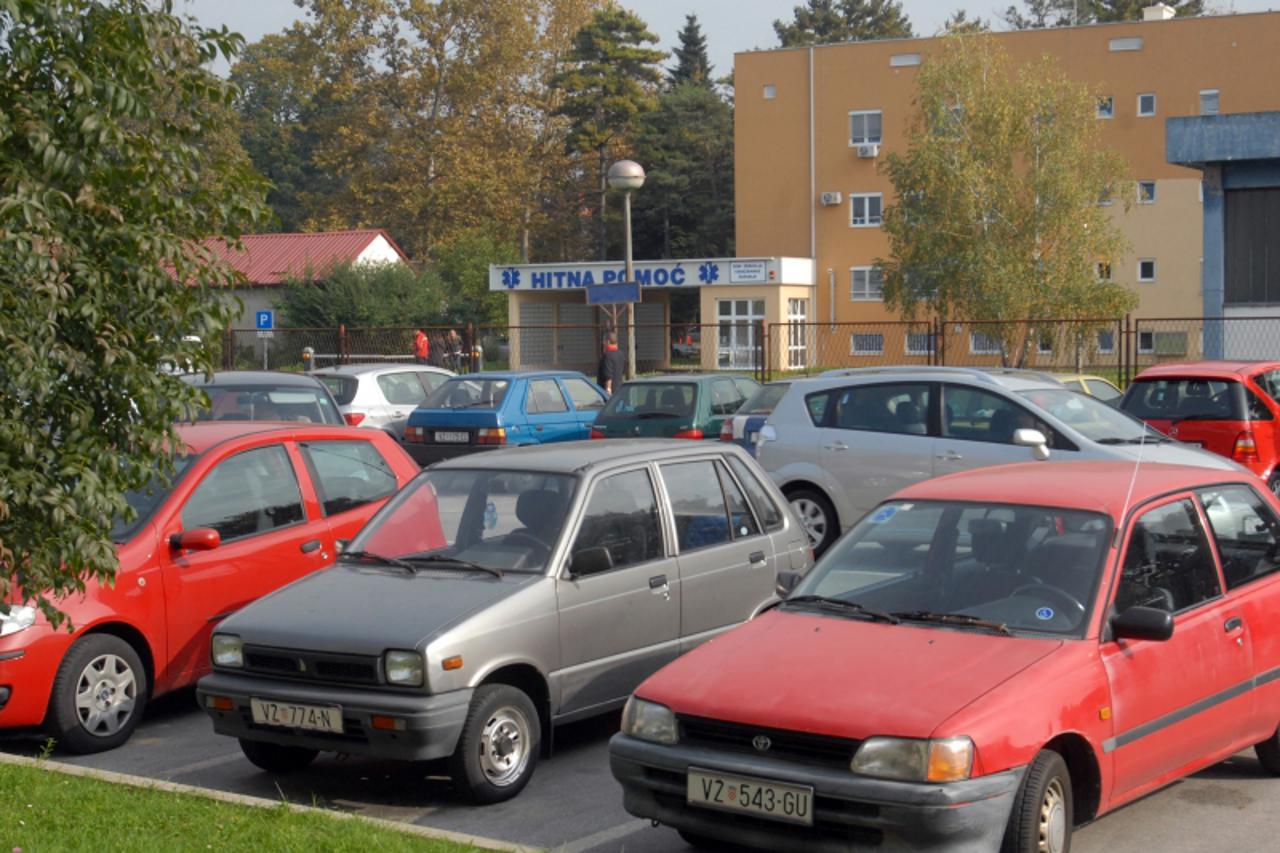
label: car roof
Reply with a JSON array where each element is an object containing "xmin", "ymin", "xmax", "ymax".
[
  {"xmin": 895, "ymin": 460, "xmax": 1256, "ymax": 519},
  {"xmin": 180, "ymin": 370, "xmax": 329, "ymax": 388},
  {"xmin": 622, "ymin": 374, "xmax": 751, "ymax": 384},
  {"xmin": 1133, "ymin": 360, "xmax": 1279, "ymax": 381},
  {"xmin": 314, "ymin": 363, "xmax": 453, "ymax": 377},
  {"xmin": 791, "ymin": 367, "xmax": 1062, "ymax": 393},
  {"xmin": 1052, "ymin": 373, "xmax": 1116, "ymax": 384},
  {"xmin": 172, "ymin": 422, "xmax": 364, "ymax": 453},
  {"xmin": 430, "ymin": 439, "xmax": 745, "ymax": 475},
  {"xmin": 441, "ymin": 370, "xmax": 585, "ymax": 381}
]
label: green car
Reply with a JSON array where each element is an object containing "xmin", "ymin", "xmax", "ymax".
[{"xmin": 589, "ymin": 374, "xmax": 760, "ymax": 441}]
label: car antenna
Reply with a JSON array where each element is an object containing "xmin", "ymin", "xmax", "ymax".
[{"xmin": 1114, "ymin": 418, "xmax": 1150, "ymax": 549}]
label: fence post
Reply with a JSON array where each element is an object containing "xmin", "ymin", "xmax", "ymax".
[
  {"xmin": 221, "ymin": 327, "xmax": 233, "ymax": 370},
  {"xmin": 758, "ymin": 320, "xmax": 768, "ymax": 383},
  {"xmin": 1122, "ymin": 314, "xmax": 1131, "ymax": 386},
  {"xmin": 338, "ymin": 324, "xmax": 347, "ymax": 365},
  {"xmin": 466, "ymin": 322, "xmax": 475, "ymax": 373}
]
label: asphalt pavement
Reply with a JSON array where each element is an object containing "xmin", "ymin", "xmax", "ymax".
[{"xmin": 3, "ymin": 690, "xmax": 1279, "ymax": 852}]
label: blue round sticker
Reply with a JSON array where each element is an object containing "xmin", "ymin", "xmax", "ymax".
[{"xmin": 1035, "ymin": 607, "xmax": 1054, "ymax": 621}]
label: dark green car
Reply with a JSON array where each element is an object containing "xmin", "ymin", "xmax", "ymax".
[{"xmin": 589, "ymin": 374, "xmax": 759, "ymax": 440}]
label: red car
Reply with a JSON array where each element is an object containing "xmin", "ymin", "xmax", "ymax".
[
  {"xmin": 1121, "ymin": 360, "xmax": 1280, "ymax": 496},
  {"xmin": 0, "ymin": 423, "xmax": 418, "ymax": 753},
  {"xmin": 610, "ymin": 461, "xmax": 1280, "ymax": 852}
]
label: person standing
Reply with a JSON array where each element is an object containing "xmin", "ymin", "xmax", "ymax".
[
  {"xmin": 412, "ymin": 327, "xmax": 430, "ymax": 365},
  {"xmin": 597, "ymin": 331, "xmax": 625, "ymax": 396}
]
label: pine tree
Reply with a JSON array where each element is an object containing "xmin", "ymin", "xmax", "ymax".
[
  {"xmin": 670, "ymin": 14, "xmax": 713, "ymax": 88},
  {"xmin": 773, "ymin": 0, "xmax": 913, "ymax": 47}
]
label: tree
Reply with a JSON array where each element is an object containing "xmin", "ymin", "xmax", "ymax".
[
  {"xmin": 878, "ymin": 35, "xmax": 1136, "ymax": 365},
  {"xmin": 0, "ymin": 0, "xmax": 268, "ymax": 623},
  {"xmin": 434, "ymin": 231, "xmax": 520, "ymax": 327},
  {"xmin": 670, "ymin": 14, "xmax": 713, "ymax": 89},
  {"xmin": 941, "ymin": 10, "xmax": 991, "ymax": 33},
  {"xmin": 277, "ymin": 262, "xmax": 444, "ymax": 328},
  {"xmin": 773, "ymin": 0, "xmax": 913, "ymax": 47},
  {"xmin": 1001, "ymin": 0, "xmax": 1083, "ymax": 29},
  {"xmin": 551, "ymin": 4, "xmax": 666, "ymax": 259}
]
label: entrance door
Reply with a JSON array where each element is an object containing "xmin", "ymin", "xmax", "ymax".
[{"xmin": 717, "ymin": 299, "xmax": 763, "ymax": 369}]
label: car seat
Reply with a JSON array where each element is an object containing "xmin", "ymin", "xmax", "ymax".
[
  {"xmin": 894, "ymin": 400, "xmax": 927, "ymax": 435},
  {"xmin": 659, "ymin": 387, "xmax": 686, "ymax": 413},
  {"xmin": 510, "ymin": 488, "xmax": 568, "ymax": 548},
  {"xmin": 1024, "ymin": 532, "xmax": 1106, "ymax": 608}
]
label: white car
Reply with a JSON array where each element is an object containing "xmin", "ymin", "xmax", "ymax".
[{"xmin": 314, "ymin": 363, "xmax": 453, "ymax": 438}]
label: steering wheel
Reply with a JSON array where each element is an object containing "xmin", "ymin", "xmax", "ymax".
[
  {"xmin": 1011, "ymin": 582, "xmax": 1086, "ymax": 617},
  {"xmin": 503, "ymin": 530, "xmax": 550, "ymax": 557}
]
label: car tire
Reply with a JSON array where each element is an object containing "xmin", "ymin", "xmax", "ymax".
[
  {"xmin": 239, "ymin": 738, "xmax": 319, "ymax": 773},
  {"xmin": 1268, "ymin": 473, "xmax": 1280, "ymax": 499},
  {"xmin": 677, "ymin": 829, "xmax": 731, "ymax": 850},
  {"xmin": 787, "ymin": 487, "xmax": 838, "ymax": 556},
  {"xmin": 46, "ymin": 633, "xmax": 149, "ymax": 754},
  {"xmin": 449, "ymin": 684, "xmax": 540, "ymax": 804},
  {"xmin": 1002, "ymin": 749, "xmax": 1073, "ymax": 853},
  {"xmin": 1254, "ymin": 724, "xmax": 1280, "ymax": 775}
]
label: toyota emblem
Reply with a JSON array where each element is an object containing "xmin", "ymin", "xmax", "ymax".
[{"xmin": 752, "ymin": 735, "xmax": 772, "ymax": 752}]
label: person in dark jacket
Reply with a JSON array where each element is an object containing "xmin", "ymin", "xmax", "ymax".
[{"xmin": 597, "ymin": 332, "xmax": 625, "ymax": 396}]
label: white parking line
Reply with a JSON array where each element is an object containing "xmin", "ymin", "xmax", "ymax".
[
  {"xmin": 159, "ymin": 751, "xmax": 245, "ymax": 780},
  {"xmin": 557, "ymin": 818, "xmax": 652, "ymax": 853}
]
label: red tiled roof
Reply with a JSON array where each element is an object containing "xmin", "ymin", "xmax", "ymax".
[{"xmin": 203, "ymin": 229, "xmax": 409, "ymax": 286}]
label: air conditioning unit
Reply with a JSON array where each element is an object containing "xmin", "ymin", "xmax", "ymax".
[
  {"xmin": 856, "ymin": 143, "xmax": 880, "ymax": 159},
  {"xmin": 819, "ymin": 191, "xmax": 843, "ymax": 206}
]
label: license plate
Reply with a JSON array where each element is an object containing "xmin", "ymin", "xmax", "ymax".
[
  {"xmin": 250, "ymin": 698, "xmax": 343, "ymax": 734},
  {"xmin": 434, "ymin": 430, "xmax": 469, "ymax": 443},
  {"xmin": 687, "ymin": 768, "xmax": 814, "ymax": 826}
]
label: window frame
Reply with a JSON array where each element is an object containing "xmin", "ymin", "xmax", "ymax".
[
  {"xmin": 1196, "ymin": 484, "xmax": 1280, "ymax": 591},
  {"xmin": 848, "ymin": 109, "xmax": 883, "ymax": 147},
  {"xmin": 851, "ymin": 332, "xmax": 885, "ymax": 357},
  {"xmin": 1097, "ymin": 330, "xmax": 1116, "ymax": 355},
  {"xmin": 969, "ymin": 331, "xmax": 1003, "ymax": 356},
  {"xmin": 180, "ymin": 444, "xmax": 307, "ymax": 543},
  {"xmin": 904, "ymin": 331, "xmax": 937, "ymax": 356},
  {"xmin": 1138, "ymin": 259, "xmax": 1157, "ymax": 283},
  {"xmin": 525, "ymin": 378, "xmax": 570, "ymax": 414},
  {"xmin": 1096, "ymin": 96, "xmax": 1115, "ymax": 119},
  {"xmin": 725, "ymin": 455, "xmax": 786, "ymax": 533},
  {"xmin": 561, "ymin": 376, "xmax": 606, "ymax": 412},
  {"xmin": 658, "ymin": 458, "xmax": 739, "ymax": 555},
  {"xmin": 1199, "ymin": 89, "xmax": 1220, "ymax": 116},
  {"xmin": 1137, "ymin": 181, "xmax": 1157, "ymax": 205},
  {"xmin": 1112, "ymin": 494, "xmax": 1225, "ymax": 618},
  {"xmin": 850, "ymin": 266, "xmax": 884, "ymax": 301},
  {"xmin": 565, "ymin": 464, "xmax": 667, "ymax": 577},
  {"xmin": 849, "ymin": 193, "xmax": 883, "ymax": 228},
  {"xmin": 299, "ymin": 439, "xmax": 399, "ymax": 519},
  {"xmin": 1137, "ymin": 92, "xmax": 1156, "ymax": 117}
]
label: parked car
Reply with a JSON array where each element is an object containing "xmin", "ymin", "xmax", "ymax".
[
  {"xmin": 181, "ymin": 371, "xmax": 344, "ymax": 426},
  {"xmin": 672, "ymin": 329, "xmax": 701, "ymax": 360},
  {"xmin": 1054, "ymin": 373, "xmax": 1123, "ymax": 406},
  {"xmin": 758, "ymin": 366, "xmax": 1242, "ymax": 554},
  {"xmin": 590, "ymin": 374, "xmax": 760, "ymax": 441},
  {"xmin": 1120, "ymin": 360, "xmax": 1280, "ymax": 495},
  {"xmin": 197, "ymin": 440, "xmax": 810, "ymax": 802},
  {"xmin": 313, "ymin": 363, "xmax": 454, "ymax": 436},
  {"xmin": 611, "ymin": 460, "xmax": 1280, "ymax": 852},
  {"xmin": 401, "ymin": 371, "xmax": 606, "ymax": 466},
  {"xmin": 0, "ymin": 423, "xmax": 419, "ymax": 753},
  {"xmin": 719, "ymin": 381, "xmax": 790, "ymax": 456}
]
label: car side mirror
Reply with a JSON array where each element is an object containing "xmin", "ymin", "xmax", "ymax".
[
  {"xmin": 1013, "ymin": 428, "xmax": 1051, "ymax": 461},
  {"xmin": 1110, "ymin": 606, "xmax": 1174, "ymax": 642},
  {"xmin": 569, "ymin": 546, "xmax": 613, "ymax": 578},
  {"xmin": 169, "ymin": 528, "xmax": 221, "ymax": 552},
  {"xmin": 776, "ymin": 570, "xmax": 803, "ymax": 598}
]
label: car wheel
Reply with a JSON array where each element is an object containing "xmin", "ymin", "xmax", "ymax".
[
  {"xmin": 449, "ymin": 684, "xmax": 540, "ymax": 804},
  {"xmin": 1268, "ymin": 473, "xmax": 1280, "ymax": 499},
  {"xmin": 1002, "ymin": 749, "xmax": 1073, "ymax": 853},
  {"xmin": 46, "ymin": 634, "xmax": 148, "ymax": 754},
  {"xmin": 239, "ymin": 738, "xmax": 319, "ymax": 773},
  {"xmin": 787, "ymin": 488, "xmax": 837, "ymax": 556}
]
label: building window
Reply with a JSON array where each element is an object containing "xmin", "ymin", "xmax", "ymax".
[
  {"xmin": 850, "ymin": 193, "xmax": 883, "ymax": 227},
  {"xmin": 1097, "ymin": 330, "xmax": 1115, "ymax": 354},
  {"xmin": 1200, "ymin": 89, "xmax": 1219, "ymax": 116},
  {"xmin": 890, "ymin": 53, "xmax": 921, "ymax": 67},
  {"xmin": 1036, "ymin": 333, "xmax": 1053, "ymax": 356},
  {"xmin": 1097, "ymin": 96, "xmax": 1114, "ymax": 119},
  {"xmin": 1097, "ymin": 187, "xmax": 1114, "ymax": 206},
  {"xmin": 1138, "ymin": 331, "xmax": 1155, "ymax": 354},
  {"xmin": 850, "ymin": 266, "xmax": 884, "ymax": 301},
  {"xmin": 849, "ymin": 110, "xmax": 882, "ymax": 146},
  {"xmin": 1097, "ymin": 261, "xmax": 1113, "ymax": 281},
  {"xmin": 787, "ymin": 298, "xmax": 809, "ymax": 369},
  {"xmin": 1109, "ymin": 37, "xmax": 1143, "ymax": 52},
  {"xmin": 970, "ymin": 331, "xmax": 1002, "ymax": 355},
  {"xmin": 763, "ymin": 84, "xmax": 776, "ymax": 100},
  {"xmin": 716, "ymin": 299, "xmax": 765, "ymax": 370},
  {"xmin": 1138, "ymin": 259, "xmax": 1157, "ymax": 282},
  {"xmin": 905, "ymin": 331, "xmax": 936, "ymax": 356},
  {"xmin": 1137, "ymin": 181, "xmax": 1157, "ymax": 204},
  {"xmin": 851, "ymin": 333, "xmax": 884, "ymax": 356},
  {"xmin": 1138, "ymin": 93, "xmax": 1156, "ymax": 117}
]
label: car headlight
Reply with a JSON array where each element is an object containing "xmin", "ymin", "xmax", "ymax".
[
  {"xmin": 621, "ymin": 696, "xmax": 679, "ymax": 745},
  {"xmin": 384, "ymin": 650, "xmax": 424, "ymax": 686},
  {"xmin": 210, "ymin": 634, "xmax": 243, "ymax": 668},
  {"xmin": 0, "ymin": 605, "xmax": 36, "ymax": 638},
  {"xmin": 851, "ymin": 736, "xmax": 973, "ymax": 782}
]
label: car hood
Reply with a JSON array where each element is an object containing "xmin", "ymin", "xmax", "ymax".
[
  {"xmin": 1105, "ymin": 439, "xmax": 1244, "ymax": 470},
  {"xmin": 218, "ymin": 563, "xmax": 538, "ymax": 655},
  {"xmin": 635, "ymin": 610, "xmax": 1062, "ymax": 740}
]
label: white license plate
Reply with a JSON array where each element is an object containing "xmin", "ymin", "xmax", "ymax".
[
  {"xmin": 250, "ymin": 698, "xmax": 343, "ymax": 734},
  {"xmin": 687, "ymin": 768, "xmax": 814, "ymax": 826},
  {"xmin": 434, "ymin": 431, "xmax": 470, "ymax": 443}
]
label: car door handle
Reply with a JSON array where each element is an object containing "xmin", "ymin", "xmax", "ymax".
[
  {"xmin": 300, "ymin": 539, "xmax": 322, "ymax": 554},
  {"xmin": 824, "ymin": 441, "xmax": 848, "ymax": 451},
  {"xmin": 649, "ymin": 574, "xmax": 668, "ymax": 590},
  {"xmin": 749, "ymin": 551, "xmax": 767, "ymax": 567},
  {"xmin": 935, "ymin": 451, "xmax": 963, "ymax": 461},
  {"xmin": 1225, "ymin": 616, "xmax": 1244, "ymax": 633}
]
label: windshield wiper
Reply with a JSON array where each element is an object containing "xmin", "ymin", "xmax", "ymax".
[
  {"xmin": 402, "ymin": 554, "xmax": 504, "ymax": 579},
  {"xmin": 783, "ymin": 595, "xmax": 900, "ymax": 624},
  {"xmin": 635, "ymin": 411, "xmax": 679, "ymax": 419},
  {"xmin": 1096, "ymin": 434, "xmax": 1170, "ymax": 445},
  {"xmin": 340, "ymin": 550, "xmax": 417, "ymax": 574},
  {"xmin": 890, "ymin": 610, "xmax": 1012, "ymax": 635}
]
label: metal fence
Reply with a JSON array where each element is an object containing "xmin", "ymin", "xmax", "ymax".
[{"xmin": 1131, "ymin": 315, "xmax": 1280, "ymax": 377}]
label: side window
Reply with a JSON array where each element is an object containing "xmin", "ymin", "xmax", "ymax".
[
  {"xmin": 1115, "ymin": 499, "xmax": 1221, "ymax": 613},
  {"xmin": 416, "ymin": 371, "xmax": 447, "ymax": 395},
  {"xmin": 710, "ymin": 379, "xmax": 744, "ymax": 416},
  {"xmin": 181, "ymin": 446, "xmax": 304, "ymax": 542},
  {"xmin": 717, "ymin": 462, "xmax": 761, "ymax": 539},
  {"xmin": 377, "ymin": 372, "xmax": 430, "ymax": 406},
  {"xmin": 568, "ymin": 469, "xmax": 663, "ymax": 575},
  {"xmin": 526, "ymin": 379, "xmax": 568, "ymax": 414},
  {"xmin": 1257, "ymin": 370, "xmax": 1280, "ymax": 406},
  {"xmin": 942, "ymin": 385, "xmax": 1048, "ymax": 445},
  {"xmin": 727, "ymin": 456, "xmax": 785, "ymax": 531},
  {"xmin": 301, "ymin": 440, "xmax": 398, "ymax": 517},
  {"xmin": 828, "ymin": 383, "xmax": 932, "ymax": 436},
  {"xmin": 1247, "ymin": 389, "xmax": 1274, "ymax": 421},
  {"xmin": 562, "ymin": 377, "xmax": 606, "ymax": 411},
  {"xmin": 805, "ymin": 390, "xmax": 831, "ymax": 425},
  {"xmin": 661, "ymin": 460, "xmax": 732, "ymax": 553},
  {"xmin": 1198, "ymin": 485, "xmax": 1280, "ymax": 590}
]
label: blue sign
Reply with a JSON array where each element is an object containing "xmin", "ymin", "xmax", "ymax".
[
  {"xmin": 586, "ymin": 282, "xmax": 641, "ymax": 305},
  {"xmin": 255, "ymin": 310, "xmax": 274, "ymax": 330}
]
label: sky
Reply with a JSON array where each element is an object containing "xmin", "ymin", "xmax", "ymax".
[{"xmin": 178, "ymin": 0, "xmax": 1279, "ymax": 78}]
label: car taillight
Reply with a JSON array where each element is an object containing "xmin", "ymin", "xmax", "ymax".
[
  {"xmin": 344, "ymin": 412, "xmax": 366, "ymax": 427},
  {"xmin": 673, "ymin": 428, "xmax": 704, "ymax": 440},
  {"xmin": 476, "ymin": 427, "xmax": 506, "ymax": 446},
  {"xmin": 719, "ymin": 420, "xmax": 733, "ymax": 441},
  {"xmin": 1233, "ymin": 431, "xmax": 1259, "ymax": 462},
  {"xmin": 404, "ymin": 426, "xmax": 424, "ymax": 444},
  {"xmin": 590, "ymin": 428, "xmax": 606, "ymax": 440}
]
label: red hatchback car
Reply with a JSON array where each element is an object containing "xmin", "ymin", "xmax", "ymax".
[
  {"xmin": 1121, "ymin": 360, "xmax": 1280, "ymax": 496},
  {"xmin": 0, "ymin": 423, "xmax": 418, "ymax": 753},
  {"xmin": 610, "ymin": 461, "xmax": 1280, "ymax": 853}
]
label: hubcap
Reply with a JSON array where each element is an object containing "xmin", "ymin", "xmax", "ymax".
[
  {"xmin": 477, "ymin": 706, "xmax": 531, "ymax": 787},
  {"xmin": 1038, "ymin": 777, "xmax": 1067, "ymax": 853},
  {"xmin": 74, "ymin": 653, "xmax": 137, "ymax": 737},
  {"xmin": 1270, "ymin": 477, "xmax": 1280, "ymax": 498},
  {"xmin": 790, "ymin": 498, "xmax": 828, "ymax": 548}
]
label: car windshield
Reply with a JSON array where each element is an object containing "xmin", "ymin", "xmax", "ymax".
[
  {"xmin": 739, "ymin": 383, "xmax": 790, "ymax": 415},
  {"xmin": 1121, "ymin": 378, "xmax": 1245, "ymax": 421},
  {"xmin": 1017, "ymin": 387, "xmax": 1160, "ymax": 443},
  {"xmin": 600, "ymin": 382, "xmax": 696, "ymax": 419},
  {"xmin": 788, "ymin": 500, "xmax": 1111, "ymax": 637},
  {"xmin": 191, "ymin": 386, "xmax": 342, "ymax": 425},
  {"xmin": 423, "ymin": 378, "xmax": 510, "ymax": 410},
  {"xmin": 317, "ymin": 374, "xmax": 358, "ymax": 405},
  {"xmin": 110, "ymin": 455, "xmax": 197, "ymax": 542},
  {"xmin": 351, "ymin": 468, "xmax": 577, "ymax": 573}
]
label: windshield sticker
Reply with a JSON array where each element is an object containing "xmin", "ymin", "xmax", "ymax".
[
  {"xmin": 869, "ymin": 505, "xmax": 900, "ymax": 524},
  {"xmin": 1035, "ymin": 607, "xmax": 1055, "ymax": 621},
  {"xmin": 484, "ymin": 501, "xmax": 498, "ymax": 530}
]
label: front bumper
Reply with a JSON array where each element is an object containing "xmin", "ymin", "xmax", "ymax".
[
  {"xmin": 197, "ymin": 671, "xmax": 473, "ymax": 761},
  {"xmin": 0, "ymin": 627, "xmax": 67, "ymax": 729},
  {"xmin": 402, "ymin": 442, "xmax": 500, "ymax": 467},
  {"xmin": 609, "ymin": 734, "xmax": 1023, "ymax": 853}
]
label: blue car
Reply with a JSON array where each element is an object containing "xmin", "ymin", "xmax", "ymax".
[{"xmin": 402, "ymin": 370, "xmax": 607, "ymax": 465}]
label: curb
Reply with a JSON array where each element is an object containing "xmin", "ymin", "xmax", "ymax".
[{"xmin": 0, "ymin": 751, "xmax": 541, "ymax": 852}]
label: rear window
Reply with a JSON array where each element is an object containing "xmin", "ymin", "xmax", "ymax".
[
  {"xmin": 1122, "ymin": 378, "xmax": 1243, "ymax": 421},
  {"xmin": 600, "ymin": 382, "xmax": 695, "ymax": 419},
  {"xmin": 740, "ymin": 383, "xmax": 790, "ymax": 415},
  {"xmin": 196, "ymin": 386, "xmax": 343, "ymax": 425},
  {"xmin": 424, "ymin": 377, "xmax": 510, "ymax": 410},
  {"xmin": 318, "ymin": 374, "xmax": 358, "ymax": 406}
]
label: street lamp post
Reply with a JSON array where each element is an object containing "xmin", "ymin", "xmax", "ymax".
[{"xmin": 607, "ymin": 159, "xmax": 645, "ymax": 380}]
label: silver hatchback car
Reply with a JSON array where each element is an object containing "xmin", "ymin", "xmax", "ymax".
[
  {"xmin": 313, "ymin": 363, "xmax": 453, "ymax": 436},
  {"xmin": 758, "ymin": 367, "xmax": 1244, "ymax": 554},
  {"xmin": 197, "ymin": 440, "xmax": 810, "ymax": 803}
]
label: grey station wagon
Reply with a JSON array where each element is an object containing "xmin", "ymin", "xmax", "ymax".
[{"xmin": 197, "ymin": 440, "xmax": 810, "ymax": 803}]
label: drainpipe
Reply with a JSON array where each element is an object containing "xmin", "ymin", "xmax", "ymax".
[
  {"xmin": 808, "ymin": 47, "xmax": 816, "ymax": 267},
  {"xmin": 828, "ymin": 268, "xmax": 835, "ymax": 322}
]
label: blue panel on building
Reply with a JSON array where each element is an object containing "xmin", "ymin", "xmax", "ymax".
[
  {"xmin": 586, "ymin": 282, "xmax": 641, "ymax": 305},
  {"xmin": 1167, "ymin": 113, "xmax": 1280, "ymax": 166}
]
